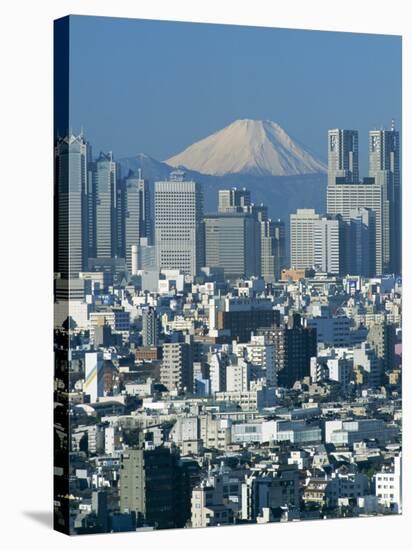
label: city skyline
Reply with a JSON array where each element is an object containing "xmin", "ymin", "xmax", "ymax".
[
  {"xmin": 54, "ymin": 122, "xmax": 401, "ymax": 281},
  {"xmin": 67, "ymin": 16, "xmax": 401, "ymax": 173},
  {"xmin": 54, "ymin": 15, "xmax": 402, "ymax": 536}
]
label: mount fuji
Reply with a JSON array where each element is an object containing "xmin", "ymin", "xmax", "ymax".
[
  {"xmin": 118, "ymin": 120, "xmax": 328, "ymax": 262},
  {"xmin": 165, "ymin": 119, "xmax": 326, "ymax": 176}
]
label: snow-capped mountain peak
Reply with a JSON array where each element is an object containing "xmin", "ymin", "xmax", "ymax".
[{"xmin": 165, "ymin": 119, "xmax": 326, "ymax": 176}]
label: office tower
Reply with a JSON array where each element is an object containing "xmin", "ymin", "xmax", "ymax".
[
  {"xmin": 124, "ymin": 172, "xmax": 151, "ymax": 274},
  {"xmin": 326, "ymin": 126, "xmax": 397, "ymax": 276},
  {"xmin": 259, "ymin": 219, "xmax": 278, "ymax": 282},
  {"xmin": 273, "ymin": 220, "xmax": 286, "ymax": 277},
  {"xmin": 115, "ymin": 178, "xmax": 126, "ymax": 260},
  {"xmin": 142, "ymin": 307, "xmax": 160, "ymax": 347},
  {"xmin": 328, "ymin": 129, "xmax": 359, "ymax": 186},
  {"xmin": 131, "ymin": 245, "xmax": 138, "ymax": 276},
  {"xmin": 369, "ymin": 125, "xmax": 401, "ymax": 273},
  {"xmin": 55, "ymin": 132, "xmax": 89, "ymax": 278},
  {"xmin": 254, "ymin": 207, "xmax": 285, "ymax": 283},
  {"xmin": 290, "ymin": 209, "xmax": 320, "ymax": 269},
  {"xmin": 327, "ymin": 179, "xmax": 385, "ymax": 275},
  {"xmin": 373, "ymin": 170, "xmax": 394, "ymax": 273},
  {"xmin": 160, "ymin": 342, "xmax": 193, "ymax": 393},
  {"xmin": 218, "ymin": 187, "xmax": 250, "ymax": 212},
  {"xmin": 313, "ymin": 214, "xmax": 345, "ymax": 275},
  {"xmin": 345, "ymin": 207, "xmax": 376, "ymax": 276},
  {"xmin": 204, "ymin": 212, "xmax": 260, "ymax": 280},
  {"xmin": 84, "ymin": 351, "xmax": 104, "ymax": 402},
  {"xmin": 258, "ymin": 313, "xmax": 317, "ymax": 388},
  {"xmin": 88, "ymin": 152, "xmax": 117, "ymax": 259},
  {"xmin": 139, "ymin": 237, "xmax": 157, "ymax": 271},
  {"xmin": 214, "ymin": 188, "xmax": 284, "ymax": 282},
  {"xmin": 155, "ymin": 170, "xmax": 204, "ymax": 277},
  {"xmin": 119, "ymin": 445, "xmax": 188, "ymax": 529}
]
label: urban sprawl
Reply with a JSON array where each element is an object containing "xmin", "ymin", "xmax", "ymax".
[{"xmin": 54, "ymin": 126, "xmax": 402, "ymax": 534}]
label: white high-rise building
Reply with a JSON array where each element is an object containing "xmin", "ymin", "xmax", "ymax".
[
  {"xmin": 155, "ymin": 170, "xmax": 204, "ymax": 277},
  {"xmin": 131, "ymin": 245, "xmax": 138, "ymax": 276},
  {"xmin": 328, "ymin": 129, "xmax": 359, "ymax": 186},
  {"xmin": 290, "ymin": 210, "xmax": 345, "ymax": 275},
  {"xmin": 290, "ymin": 209, "xmax": 320, "ymax": 269},
  {"xmin": 313, "ymin": 215, "xmax": 344, "ymax": 275}
]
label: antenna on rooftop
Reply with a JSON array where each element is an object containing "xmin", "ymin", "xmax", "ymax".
[
  {"xmin": 391, "ymin": 118, "xmax": 396, "ymax": 131},
  {"xmin": 138, "ymin": 168, "xmax": 142, "ymax": 179}
]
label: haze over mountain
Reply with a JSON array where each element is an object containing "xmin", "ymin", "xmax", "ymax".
[
  {"xmin": 165, "ymin": 119, "xmax": 326, "ymax": 176},
  {"xmin": 118, "ymin": 152, "xmax": 172, "ymax": 181}
]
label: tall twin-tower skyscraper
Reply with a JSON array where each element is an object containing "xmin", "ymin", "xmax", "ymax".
[{"xmin": 327, "ymin": 124, "xmax": 400, "ymax": 275}]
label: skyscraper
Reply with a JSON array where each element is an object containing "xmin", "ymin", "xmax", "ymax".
[
  {"xmin": 218, "ymin": 187, "xmax": 251, "ymax": 212},
  {"xmin": 328, "ymin": 129, "xmax": 359, "ymax": 186},
  {"xmin": 369, "ymin": 125, "xmax": 400, "ymax": 273},
  {"xmin": 124, "ymin": 172, "xmax": 151, "ymax": 274},
  {"xmin": 155, "ymin": 171, "xmax": 204, "ymax": 277},
  {"xmin": 290, "ymin": 209, "xmax": 320, "ymax": 269},
  {"xmin": 88, "ymin": 152, "xmax": 117, "ymax": 260},
  {"xmin": 55, "ymin": 133, "xmax": 89, "ymax": 278},
  {"xmin": 214, "ymin": 189, "xmax": 284, "ymax": 282},
  {"xmin": 327, "ymin": 127, "xmax": 399, "ymax": 276},
  {"xmin": 327, "ymin": 177, "xmax": 386, "ymax": 275},
  {"xmin": 204, "ymin": 212, "xmax": 260, "ymax": 280},
  {"xmin": 272, "ymin": 220, "xmax": 286, "ymax": 278},
  {"xmin": 252, "ymin": 205, "xmax": 284, "ymax": 283},
  {"xmin": 345, "ymin": 207, "xmax": 376, "ymax": 277},
  {"xmin": 313, "ymin": 214, "xmax": 345, "ymax": 275}
]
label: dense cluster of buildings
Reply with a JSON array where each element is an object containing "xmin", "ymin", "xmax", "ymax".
[
  {"xmin": 54, "ymin": 126, "xmax": 402, "ymax": 534},
  {"xmin": 291, "ymin": 126, "xmax": 400, "ymax": 277}
]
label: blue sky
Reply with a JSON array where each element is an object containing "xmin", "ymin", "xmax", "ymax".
[{"xmin": 68, "ymin": 15, "xmax": 401, "ymax": 174}]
